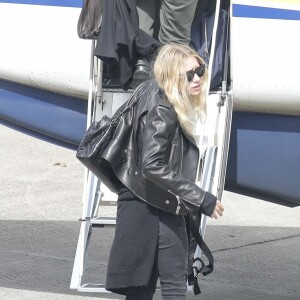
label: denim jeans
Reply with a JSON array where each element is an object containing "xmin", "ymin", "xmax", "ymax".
[{"xmin": 125, "ymin": 211, "xmax": 188, "ymax": 300}]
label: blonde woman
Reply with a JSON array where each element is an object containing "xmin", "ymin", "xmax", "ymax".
[{"xmin": 105, "ymin": 44, "xmax": 224, "ymax": 300}]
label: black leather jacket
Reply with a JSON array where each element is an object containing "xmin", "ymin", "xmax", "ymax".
[{"xmin": 103, "ymin": 80, "xmax": 216, "ymax": 216}]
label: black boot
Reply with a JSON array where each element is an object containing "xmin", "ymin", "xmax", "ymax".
[{"xmin": 130, "ymin": 58, "xmax": 151, "ymax": 89}]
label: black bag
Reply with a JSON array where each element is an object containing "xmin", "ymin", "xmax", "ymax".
[
  {"xmin": 76, "ymin": 83, "xmax": 145, "ymax": 192},
  {"xmin": 76, "ymin": 115, "xmax": 120, "ymax": 192},
  {"xmin": 77, "ymin": 0, "xmax": 103, "ymax": 39}
]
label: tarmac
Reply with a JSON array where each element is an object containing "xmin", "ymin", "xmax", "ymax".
[{"xmin": 0, "ymin": 124, "xmax": 299, "ymax": 300}]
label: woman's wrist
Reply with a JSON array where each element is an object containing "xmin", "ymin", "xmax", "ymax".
[{"xmin": 200, "ymin": 192, "xmax": 217, "ymax": 216}]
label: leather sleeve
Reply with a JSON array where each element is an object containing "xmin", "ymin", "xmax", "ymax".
[{"xmin": 140, "ymin": 104, "xmax": 217, "ymax": 213}]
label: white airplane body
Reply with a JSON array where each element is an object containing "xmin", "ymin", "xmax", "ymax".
[{"xmin": 0, "ymin": 0, "xmax": 300, "ymax": 204}]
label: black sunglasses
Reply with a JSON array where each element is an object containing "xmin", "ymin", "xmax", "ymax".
[{"xmin": 186, "ymin": 64, "xmax": 206, "ymax": 82}]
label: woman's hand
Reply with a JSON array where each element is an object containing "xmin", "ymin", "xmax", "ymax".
[{"xmin": 211, "ymin": 200, "xmax": 224, "ymax": 219}]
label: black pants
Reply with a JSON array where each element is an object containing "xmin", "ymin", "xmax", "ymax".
[
  {"xmin": 137, "ymin": 0, "xmax": 198, "ymax": 44},
  {"xmin": 126, "ymin": 211, "xmax": 188, "ymax": 300}
]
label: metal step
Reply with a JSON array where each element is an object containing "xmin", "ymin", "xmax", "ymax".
[
  {"xmin": 98, "ymin": 200, "xmax": 117, "ymax": 206},
  {"xmin": 77, "ymin": 283, "xmax": 110, "ymax": 293},
  {"xmin": 90, "ymin": 216, "xmax": 116, "ymax": 227},
  {"xmin": 78, "ymin": 283, "xmax": 161, "ymax": 293}
]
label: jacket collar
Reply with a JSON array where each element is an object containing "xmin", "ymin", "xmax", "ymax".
[
  {"xmin": 148, "ymin": 80, "xmax": 198, "ymax": 148},
  {"xmin": 158, "ymin": 88, "xmax": 198, "ymax": 148}
]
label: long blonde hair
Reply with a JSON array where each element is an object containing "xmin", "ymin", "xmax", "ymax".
[{"xmin": 153, "ymin": 44, "xmax": 208, "ymax": 136}]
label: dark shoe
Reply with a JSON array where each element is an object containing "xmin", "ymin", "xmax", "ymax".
[{"xmin": 130, "ymin": 58, "xmax": 150, "ymax": 89}]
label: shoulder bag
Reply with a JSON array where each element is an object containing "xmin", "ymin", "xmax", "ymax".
[{"xmin": 76, "ymin": 83, "xmax": 145, "ymax": 192}]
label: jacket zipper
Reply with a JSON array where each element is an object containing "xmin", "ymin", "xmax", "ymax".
[
  {"xmin": 180, "ymin": 136, "xmax": 183, "ymax": 176},
  {"xmin": 168, "ymin": 185, "xmax": 202, "ymax": 212},
  {"xmin": 168, "ymin": 189, "xmax": 182, "ymax": 214},
  {"xmin": 168, "ymin": 142, "xmax": 176, "ymax": 166}
]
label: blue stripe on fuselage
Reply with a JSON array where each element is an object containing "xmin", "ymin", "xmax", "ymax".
[
  {"xmin": 0, "ymin": 0, "xmax": 82, "ymax": 8},
  {"xmin": 233, "ymin": 4, "xmax": 300, "ymax": 20}
]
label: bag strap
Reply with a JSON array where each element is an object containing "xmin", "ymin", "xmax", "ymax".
[
  {"xmin": 188, "ymin": 212, "xmax": 214, "ymax": 295},
  {"xmin": 112, "ymin": 82, "xmax": 146, "ymax": 122}
]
